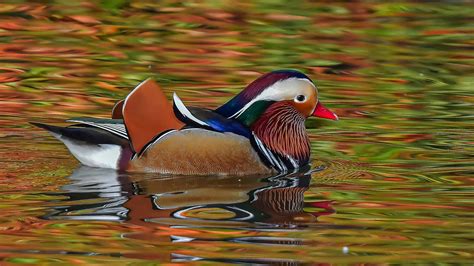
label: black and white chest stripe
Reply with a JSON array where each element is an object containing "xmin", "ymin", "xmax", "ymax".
[{"xmin": 250, "ymin": 133, "xmax": 299, "ymax": 172}]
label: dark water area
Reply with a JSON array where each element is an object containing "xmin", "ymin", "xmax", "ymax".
[{"xmin": 1, "ymin": 1, "xmax": 473, "ymax": 264}]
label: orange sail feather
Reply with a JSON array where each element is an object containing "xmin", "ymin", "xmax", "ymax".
[{"xmin": 122, "ymin": 79, "xmax": 184, "ymax": 153}]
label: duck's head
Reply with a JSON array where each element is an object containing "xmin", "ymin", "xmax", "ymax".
[
  {"xmin": 216, "ymin": 69, "xmax": 338, "ymax": 125},
  {"xmin": 216, "ymin": 70, "xmax": 338, "ymax": 170}
]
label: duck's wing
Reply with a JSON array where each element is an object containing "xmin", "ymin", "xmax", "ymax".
[
  {"xmin": 172, "ymin": 93, "xmax": 251, "ymax": 138},
  {"xmin": 31, "ymin": 122, "xmax": 131, "ymax": 169},
  {"xmin": 67, "ymin": 118, "xmax": 128, "ymax": 139},
  {"xmin": 122, "ymin": 78, "xmax": 184, "ymax": 153}
]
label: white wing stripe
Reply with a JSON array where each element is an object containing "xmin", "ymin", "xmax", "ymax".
[
  {"xmin": 68, "ymin": 120, "xmax": 128, "ymax": 139},
  {"xmin": 173, "ymin": 93, "xmax": 209, "ymax": 126}
]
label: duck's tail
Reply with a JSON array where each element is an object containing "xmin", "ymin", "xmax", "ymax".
[{"xmin": 31, "ymin": 122, "xmax": 132, "ymax": 170}]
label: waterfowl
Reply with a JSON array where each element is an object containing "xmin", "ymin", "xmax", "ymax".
[{"xmin": 32, "ymin": 70, "xmax": 338, "ymax": 175}]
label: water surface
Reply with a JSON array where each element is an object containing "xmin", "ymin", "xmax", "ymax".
[{"xmin": 1, "ymin": 1, "xmax": 473, "ymax": 264}]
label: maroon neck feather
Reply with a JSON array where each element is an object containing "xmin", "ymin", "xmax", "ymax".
[{"xmin": 250, "ymin": 102, "xmax": 310, "ymax": 165}]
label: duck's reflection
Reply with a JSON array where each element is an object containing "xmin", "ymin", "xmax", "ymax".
[
  {"xmin": 42, "ymin": 166, "xmax": 335, "ymax": 264},
  {"xmin": 43, "ymin": 166, "xmax": 334, "ymax": 227}
]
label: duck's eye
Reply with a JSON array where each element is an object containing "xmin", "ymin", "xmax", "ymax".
[{"xmin": 295, "ymin": 94, "xmax": 306, "ymax": 103}]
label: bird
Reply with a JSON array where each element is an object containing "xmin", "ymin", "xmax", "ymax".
[{"xmin": 32, "ymin": 70, "xmax": 338, "ymax": 175}]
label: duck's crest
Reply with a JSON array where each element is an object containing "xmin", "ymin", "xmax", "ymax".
[{"xmin": 216, "ymin": 70, "xmax": 311, "ymax": 118}]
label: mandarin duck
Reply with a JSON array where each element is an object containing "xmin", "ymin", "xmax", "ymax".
[{"xmin": 32, "ymin": 70, "xmax": 338, "ymax": 175}]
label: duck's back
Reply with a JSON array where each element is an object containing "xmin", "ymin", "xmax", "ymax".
[{"xmin": 128, "ymin": 129, "xmax": 273, "ymax": 175}]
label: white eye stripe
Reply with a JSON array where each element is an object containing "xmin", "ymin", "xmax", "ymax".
[{"xmin": 230, "ymin": 78, "xmax": 315, "ymax": 118}]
